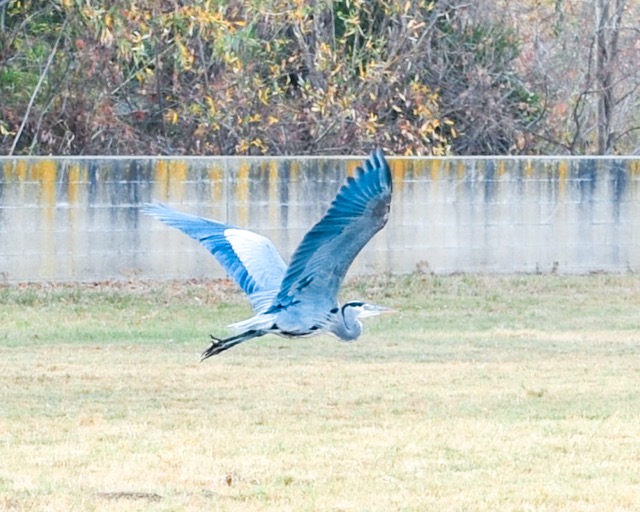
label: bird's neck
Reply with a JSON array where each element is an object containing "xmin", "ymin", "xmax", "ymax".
[{"xmin": 333, "ymin": 306, "xmax": 362, "ymax": 341}]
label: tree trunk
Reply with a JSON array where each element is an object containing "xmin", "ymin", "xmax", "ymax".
[{"xmin": 594, "ymin": 0, "xmax": 626, "ymax": 154}]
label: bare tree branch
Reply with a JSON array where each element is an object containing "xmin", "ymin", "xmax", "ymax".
[{"xmin": 9, "ymin": 20, "xmax": 66, "ymax": 156}]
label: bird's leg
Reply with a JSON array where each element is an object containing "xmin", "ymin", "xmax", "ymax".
[
  {"xmin": 209, "ymin": 334, "xmax": 223, "ymax": 346},
  {"xmin": 201, "ymin": 330, "xmax": 264, "ymax": 361},
  {"xmin": 204, "ymin": 334, "xmax": 226, "ymax": 352}
]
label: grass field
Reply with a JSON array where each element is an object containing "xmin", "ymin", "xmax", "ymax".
[{"xmin": 1, "ymin": 273, "xmax": 640, "ymax": 511}]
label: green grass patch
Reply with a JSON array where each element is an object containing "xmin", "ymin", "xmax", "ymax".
[{"xmin": 1, "ymin": 274, "xmax": 640, "ymax": 510}]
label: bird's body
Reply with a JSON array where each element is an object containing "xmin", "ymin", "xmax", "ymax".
[{"xmin": 144, "ymin": 148, "xmax": 393, "ymax": 359}]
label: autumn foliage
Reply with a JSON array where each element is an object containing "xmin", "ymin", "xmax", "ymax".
[{"xmin": 1, "ymin": 0, "xmax": 638, "ymax": 156}]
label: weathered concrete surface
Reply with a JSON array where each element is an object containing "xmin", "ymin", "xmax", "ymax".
[{"xmin": 1, "ymin": 156, "xmax": 639, "ymax": 282}]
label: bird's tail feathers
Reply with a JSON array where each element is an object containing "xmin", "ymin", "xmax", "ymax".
[{"xmin": 201, "ymin": 329, "xmax": 264, "ymax": 360}]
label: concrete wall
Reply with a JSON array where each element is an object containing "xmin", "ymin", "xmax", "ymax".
[{"xmin": 1, "ymin": 156, "xmax": 639, "ymax": 283}]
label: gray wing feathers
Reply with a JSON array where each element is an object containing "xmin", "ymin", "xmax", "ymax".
[
  {"xmin": 275, "ymin": 148, "xmax": 392, "ymax": 309},
  {"xmin": 143, "ymin": 203, "xmax": 286, "ymax": 312}
]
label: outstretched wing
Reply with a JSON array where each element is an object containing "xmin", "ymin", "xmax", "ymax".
[
  {"xmin": 143, "ymin": 203, "xmax": 286, "ymax": 312},
  {"xmin": 274, "ymin": 148, "xmax": 392, "ymax": 311}
]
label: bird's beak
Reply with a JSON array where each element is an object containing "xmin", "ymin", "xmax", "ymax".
[{"xmin": 362, "ymin": 303, "xmax": 396, "ymax": 318}]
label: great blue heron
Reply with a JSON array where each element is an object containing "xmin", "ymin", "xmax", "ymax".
[{"xmin": 143, "ymin": 148, "xmax": 393, "ymax": 360}]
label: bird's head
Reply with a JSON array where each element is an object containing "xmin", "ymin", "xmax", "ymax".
[
  {"xmin": 333, "ymin": 301, "xmax": 395, "ymax": 341},
  {"xmin": 342, "ymin": 301, "xmax": 395, "ymax": 319}
]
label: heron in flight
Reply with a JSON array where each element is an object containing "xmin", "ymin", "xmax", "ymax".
[{"xmin": 143, "ymin": 148, "xmax": 393, "ymax": 360}]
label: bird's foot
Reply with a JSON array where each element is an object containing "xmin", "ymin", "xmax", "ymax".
[
  {"xmin": 208, "ymin": 334, "xmax": 223, "ymax": 346},
  {"xmin": 200, "ymin": 335, "xmax": 223, "ymax": 361}
]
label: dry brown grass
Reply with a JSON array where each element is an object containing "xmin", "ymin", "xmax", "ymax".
[{"xmin": 1, "ymin": 274, "xmax": 640, "ymax": 511}]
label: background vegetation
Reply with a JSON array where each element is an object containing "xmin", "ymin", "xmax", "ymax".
[{"xmin": 1, "ymin": 0, "xmax": 638, "ymax": 156}]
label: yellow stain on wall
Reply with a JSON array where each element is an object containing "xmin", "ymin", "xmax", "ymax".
[
  {"xmin": 289, "ymin": 160, "xmax": 300, "ymax": 183},
  {"xmin": 430, "ymin": 158, "xmax": 441, "ymax": 181},
  {"xmin": 497, "ymin": 160, "xmax": 507, "ymax": 177},
  {"xmin": 67, "ymin": 164, "xmax": 85, "ymax": 276},
  {"xmin": 391, "ymin": 158, "xmax": 405, "ymax": 186},
  {"xmin": 155, "ymin": 160, "xmax": 170, "ymax": 200},
  {"xmin": 3, "ymin": 161, "xmax": 29, "ymax": 209},
  {"xmin": 287, "ymin": 161, "xmax": 300, "ymax": 220},
  {"xmin": 32, "ymin": 160, "xmax": 57, "ymax": 278},
  {"xmin": 524, "ymin": 159, "xmax": 534, "ymax": 179},
  {"xmin": 67, "ymin": 164, "xmax": 85, "ymax": 205},
  {"xmin": 429, "ymin": 159, "xmax": 441, "ymax": 195},
  {"xmin": 168, "ymin": 161, "xmax": 188, "ymax": 202},
  {"xmin": 456, "ymin": 160, "xmax": 466, "ymax": 179},
  {"xmin": 33, "ymin": 160, "xmax": 57, "ymax": 208},
  {"xmin": 407, "ymin": 158, "xmax": 421, "ymax": 178},
  {"xmin": 345, "ymin": 158, "xmax": 359, "ymax": 177},
  {"xmin": 17, "ymin": 160, "xmax": 27, "ymax": 181},
  {"xmin": 209, "ymin": 164, "xmax": 224, "ymax": 205},
  {"xmin": 154, "ymin": 160, "xmax": 188, "ymax": 201},
  {"xmin": 3, "ymin": 159, "xmax": 28, "ymax": 180},
  {"xmin": 236, "ymin": 163, "xmax": 250, "ymax": 226},
  {"xmin": 557, "ymin": 160, "xmax": 568, "ymax": 198}
]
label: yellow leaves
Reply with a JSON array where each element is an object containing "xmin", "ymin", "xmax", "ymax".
[
  {"xmin": 407, "ymin": 19, "xmax": 426, "ymax": 33},
  {"xmin": 310, "ymin": 102, "xmax": 325, "ymax": 115},
  {"xmin": 316, "ymin": 42, "xmax": 337, "ymax": 72},
  {"xmin": 130, "ymin": 30, "xmax": 150, "ymax": 44},
  {"xmin": 444, "ymin": 118, "xmax": 458, "ymax": 139},
  {"xmin": 340, "ymin": 10, "xmax": 363, "ymax": 39},
  {"xmin": 193, "ymin": 123, "xmax": 208, "ymax": 138},
  {"xmin": 134, "ymin": 68, "xmax": 154, "ymax": 84},
  {"xmin": 363, "ymin": 112, "xmax": 382, "ymax": 136},
  {"xmin": 251, "ymin": 138, "xmax": 267, "ymax": 152},
  {"xmin": 164, "ymin": 109, "xmax": 179, "ymax": 125},
  {"xmin": 431, "ymin": 145, "xmax": 447, "ymax": 157},
  {"xmin": 257, "ymin": 88, "xmax": 270, "ymax": 106},
  {"xmin": 99, "ymin": 27, "xmax": 114, "ymax": 46},
  {"xmin": 235, "ymin": 137, "xmax": 267, "ymax": 154},
  {"xmin": 205, "ymin": 97, "xmax": 217, "ymax": 116},
  {"xmin": 0, "ymin": 121, "xmax": 16, "ymax": 136},
  {"xmin": 419, "ymin": 120, "xmax": 437, "ymax": 136},
  {"xmin": 59, "ymin": 0, "xmax": 460, "ymax": 155},
  {"xmin": 175, "ymin": 5, "xmax": 235, "ymax": 34},
  {"xmin": 236, "ymin": 139, "xmax": 249, "ymax": 153},
  {"xmin": 224, "ymin": 54, "xmax": 243, "ymax": 74},
  {"xmin": 81, "ymin": 5, "xmax": 117, "ymax": 47},
  {"xmin": 175, "ymin": 39, "xmax": 194, "ymax": 70}
]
